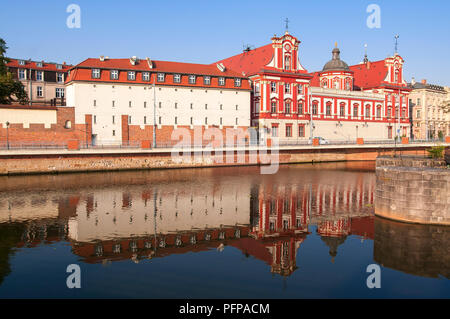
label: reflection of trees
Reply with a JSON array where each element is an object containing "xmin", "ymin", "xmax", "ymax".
[{"xmin": 0, "ymin": 223, "xmax": 26, "ymax": 286}]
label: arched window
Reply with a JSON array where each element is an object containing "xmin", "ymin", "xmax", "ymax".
[
  {"xmin": 312, "ymin": 101, "xmax": 318, "ymax": 115},
  {"xmin": 333, "ymin": 79, "xmax": 339, "ymax": 89},
  {"xmin": 326, "ymin": 101, "xmax": 332, "ymax": 116},
  {"xmin": 365, "ymin": 105, "xmax": 371, "ymax": 118},
  {"xmin": 285, "ymin": 100, "xmax": 291, "ymax": 114},
  {"xmin": 322, "ymin": 80, "xmax": 328, "ymax": 88},
  {"xmin": 345, "ymin": 79, "xmax": 351, "ymax": 90},
  {"xmin": 285, "ymin": 55, "xmax": 291, "ymax": 70},
  {"xmin": 339, "ymin": 102, "xmax": 346, "ymax": 116},
  {"xmin": 353, "ymin": 104, "xmax": 359, "ymax": 117},
  {"xmin": 376, "ymin": 105, "xmax": 382, "ymax": 118},
  {"xmin": 298, "ymin": 100, "xmax": 304, "ymax": 115},
  {"xmin": 394, "ymin": 70, "xmax": 399, "ymax": 83}
]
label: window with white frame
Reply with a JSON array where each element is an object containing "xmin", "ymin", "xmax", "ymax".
[
  {"xmin": 36, "ymin": 62, "xmax": 43, "ymax": 68},
  {"xmin": 36, "ymin": 71, "xmax": 43, "ymax": 81},
  {"xmin": 19, "ymin": 69, "xmax": 26, "ymax": 80},
  {"xmin": 284, "ymin": 55, "xmax": 290, "ymax": 70},
  {"xmin": 340, "ymin": 103, "xmax": 346, "ymax": 116},
  {"xmin": 376, "ymin": 106, "xmax": 381, "ymax": 118},
  {"xmin": 56, "ymin": 64, "xmax": 62, "ymax": 69},
  {"xmin": 55, "ymin": 88, "xmax": 64, "ymax": 98},
  {"xmin": 353, "ymin": 105, "xmax": 359, "ymax": 117},
  {"xmin": 174, "ymin": 74, "xmax": 181, "ymax": 83},
  {"xmin": 285, "ymin": 83, "xmax": 290, "ymax": 94},
  {"xmin": 298, "ymin": 85, "xmax": 303, "ymax": 94},
  {"xmin": 110, "ymin": 70, "xmax": 118, "ymax": 80},
  {"xmin": 204, "ymin": 76, "xmax": 211, "ymax": 85},
  {"xmin": 189, "ymin": 75, "xmax": 196, "ymax": 84},
  {"xmin": 271, "ymin": 101, "xmax": 277, "ymax": 113},
  {"xmin": 285, "ymin": 101, "xmax": 291, "ymax": 114},
  {"xmin": 142, "ymin": 72, "xmax": 150, "ymax": 81},
  {"xmin": 127, "ymin": 71, "xmax": 136, "ymax": 81},
  {"xmin": 92, "ymin": 69, "xmax": 100, "ymax": 79},
  {"xmin": 157, "ymin": 73, "xmax": 165, "ymax": 82},
  {"xmin": 298, "ymin": 101, "xmax": 303, "ymax": 114},
  {"xmin": 36, "ymin": 86, "xmax": 43, "ymax": 97},
  {"xmin": 234, "ymin": 78, "xmax": 241, "ymax": 87},
  {"xmin": 57, "ymin": 73, "xmax": 64, "ymax": 83},
  {"xmin": 218, "ymin": 77, "xmax": 225, "ymax": 86},
  {"xmin": 271, "ymin": 82, "xmax": 276, "ymax": 93},
  {"xmin": 19, "ymin": 60, "xmax": 25, "ymax": 65},
  {"xmin": 365, "ymin": 105, "xmax": 371, "ymax": 118}
]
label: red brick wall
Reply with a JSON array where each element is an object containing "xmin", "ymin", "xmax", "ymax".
[{"xmin": 0, "ymin": 107, "xmax": 88, "ymax": 147}]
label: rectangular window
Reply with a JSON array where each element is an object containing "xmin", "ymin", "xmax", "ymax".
[
  {"xmin": 205, "ymin": 104, "xmax": 207, "ymax": 110},
  {"xmin": 112, "ymin": 100, "xmax": 115, "ymax": 107},
  {"xmin": 157, "ymin": 73, "xmax": 165, "ymax": 82},
  {"xmin": 204, "ymin": 76, "xmax": 211, "ymax": 85},
  {"xmin": 93, "ymin": 100, "xmax": 96, "ymax": 107},
  {"xmin": 234, "ymin": 78, "xmax": 241, "ymax": 87},
  {"xmin": 159, "ymin": 102, "xmax": 162, "ymax": 108},
  {"xmin": 92, "ymin": 69, "xmax": 100, "ymax": 79},
  {"xmin": 188, "ymin": 75, "xmax": 196, "ymax": 84},
  {"xmin": 112, "ymin": 130, "xmax": 116, "ymax": 136},
  {"xmin": 55, "ymin": 88, "xmax": 65, "ymax": 98},
  {"xmin": 36, "ymin": 71, "xmax": 43, "ymax": 81},
  {"xmin": 112, "ymin": 116, "xmax": 115, "ymax": 124},
  {"xmin": 220, "ymin": 104, "xmax": 223, "ymax": 110},
  {"xmin": 286, "ymin": 125, "xmax": 292, "ymax": 137},
  {"xmin": 190, "ymin": 117, "xmax": 193, "ymax": 125},
  {"xmin": 174, "ymin": 102, "xmax": 177, "ymax": 109},
  {"xmin": 36, "ymin": 86, "xmax": 43, "ymax": 97},
  {"xmin": 57, "ymin": 73, "xmax": 64, "ymax": 83},
  {"xmin": 365, "ymin": 106, "xmax": 371, "ymax": 118},
  {"xmin": 174, "ymin": 74, "xmax": 181, "ymax": 83},
  {"xmin": 340, "ymin": 105, "xmax": 345, "ymax": 116},
  {"xmin": 159, "ymin": 117, "xmax": 161, "ymax": 124},
  {"xmin": 271, "ymin": 102, "xmax": 277, "ymax": 113},
  {"xmin": 220, "ymin": 117, "xmax": 222, "ymax": 125},
  {"xmin": 235, "ymin": 118, "xmax": 238, "ymax": 125},
  {"xmin": 127, "ymin": 71, "xmax": 136, "ymax": 81},
  {"xmin": 298, "ymin": 125, "xmax": 305, "ymax": 137},
  {"xmin": 298, "ymin": 102, "xmax": 303, "ymax": 114},
  {"xmin": 110, "ymin": 70, "xmax": 119, "ymax": 80},
  {"xmin": 174, "ymin": 117, "xmax": 177, "ymax": 125},
  {"xmin": 94, "ymin": 115, "xmax": 97, "ymax": 124},
  {"xmin": 376, "ymin": 107, "xmax": 381, "ymax": 118},
  {"xmin": 144, "ymin": 101, "xmax": 147, "ymax": 108},
  {"xmin": 271, "ymin": 82, "xmax": 276, "ymax": 93},
  {"xmin": 190, "ymin": 103, "xmax": 193, "ymax": 109},
  {"xmin": 129, "ymin": 101, "xmax": 132, "ymax": 107},
  {"xmin": 326, "ymin": 104, "xmax": 331, "ymax": 116},
  {"xmin": 19, "ymin": 69, "xmax": 26, "ymax": 80},
  {"xmin": 144, "ymin": 116, "xmax": 147, "ymax": 124},
  {"xmin": 142, "ymin": 72, "xmax": 150, "ymax": 81},
  {"xmin": 271, "ymin": 125, "xmax": 278, "ymax": 137},
  {"xmin": 218, "ymin": 77, "xmax": 225, "ymax": 86},
  {"xmin": 416, "ymin": 110, "xmax": 421, "ymax": 118},
  {"xmin": 205, "ymin": 117, "xmax": 208, "ymax": 125},
  {"xmin": 235, "ymin": 104, "xmax": 238, "ymax": 110},
  {"xmin": 285, "ymin": 102, "xmax": 291, "ymax": 114},
  {"xmin": 353, "ymin": 106, "xmax": 359, "ymax": 117},
  {"xmin": 298, "ymin": 85, "xmax": 303, "ymax": 94},
  {"xmin": 285, "ymin": 84, "xmax": 290, "ymax": 94},
  {"xmin": 388, "ymin": 108, "xmax": 392, "ymax": 118},
  {"xmin": 312, "ymin": 103, "xmax": 318, "ymax": 115}
]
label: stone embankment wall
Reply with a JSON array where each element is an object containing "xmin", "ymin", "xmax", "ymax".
[{"xmin": 375, "ymin": 155, "xmax": 449, "ymax": 225}]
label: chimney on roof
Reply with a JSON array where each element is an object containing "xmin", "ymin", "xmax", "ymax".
[
  {"xmin": 146, "ymin": 57, "xmax": 153, "ymax": 69},
  {"xmin": 411, "ymin": 77, "xmax": 416, "ymax": 85},
  {"xmin": 63, "ymin": 61, "xmax": 66, "ymax": 65},
  {"xmin": 216, "ymin": 63, "xmax": 226, "ymax": 72},
  {"xmin": 130, "ymin": 56, "xmax": 138, "ymax": 65},
  {"xmin": 366, "ymin": 61, "xmax": 371, "ymax": 70},
  {"xmin": 421, "ymin": 79, "xmax": 427, "ymax": 85},
  {"xmin": 100, "ymin": 55, "xmax": 105, "ymax": 61}
]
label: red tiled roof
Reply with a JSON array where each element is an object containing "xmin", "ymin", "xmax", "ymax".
[
  {"xmin": 349, "ymin": 60, "xmax": 388, "ymax": 89},
  {"xmin": 215, "ymin": 44, "xmax": 274, "ymax": 76},
  {"xmin": 72, "ymin": 58, "xmax": 246, "ymax": 78},
  {"xmin": 66, "ymin": 58, "xmax": 251, "ymax": 90},
  {"xmin": 6, "ymin": 58, "xmax": 72, "ymax": 72}
]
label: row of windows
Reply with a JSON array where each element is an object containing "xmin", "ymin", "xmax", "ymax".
[
  {"xmin": 271, "ymin": 124, "xmax": 306, "ymax": 138},
  {"xmin": 18, "ymin": 69, "xmax": 64, "ymax": 82},
  {"xmin": 267, "ymin": 82, "xmax": 305, "ymax": 94},
  {"xmin": 91, "ymin": 69, "xmax": 242, "ymax": 87},
  {"xmin": 93, "ymin": 115, "xmax": 240, "ymax": 126},
  {"xmin": 18, "ymin": 60, "xmax": 63, "ymax": 69},
  {"xmin": 93, "ymin": 99, "xmax": 240, "ymax": 110},
  {"xmin": 34, "ymin": 87, "xmax": 65, "ymax": 98}
]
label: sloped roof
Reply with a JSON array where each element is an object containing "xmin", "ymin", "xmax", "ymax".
[
  {"xmin": 6, "ymin": 58, "xmax": 71, "ymax": 72},
  {"xmin": 349, "ymin": 60, "xmax": 388, "ymax": 89},
  {"xmin": 72, "ymin": 58, "xmax": 245, "ymax": 78},
  {"xmin": 215, "ymin": 44, "xmax": 274, "ymax": 76}
]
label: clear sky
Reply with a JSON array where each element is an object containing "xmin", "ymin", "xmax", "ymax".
[{"xmin": 1, "ymin": 0, "xmax": 449, "ymax": 85}]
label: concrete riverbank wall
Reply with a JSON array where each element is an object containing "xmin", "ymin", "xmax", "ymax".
[
  {"xmin": 0, "ymin": 144, "xmax": 441, "ymax": 175},
  {"xmin": 375, "ymin": 155, "xmax": 449, "ymax": 225}
]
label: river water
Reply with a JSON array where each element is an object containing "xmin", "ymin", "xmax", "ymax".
[{"xmin": 0, "ymin": 162, "xmax": 448, "ymax": 298}]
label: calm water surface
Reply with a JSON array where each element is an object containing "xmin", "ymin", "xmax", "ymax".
[{"xmin": 0, "ymin": 162, "xmax": 448, "ymax": 298}]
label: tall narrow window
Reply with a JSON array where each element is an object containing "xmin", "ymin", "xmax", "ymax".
[
  {"xmin": 142, "ymin": 72, "xmax": 150, "ymax": 81},
  {"xmin": 365, "ymin": 105, "xmax": 371, "ymax": 118},
  {"xmin": 112, "ymin": 116, "xmax": 115, "ymax": 124},
  {"xmin": 36, "ymin": 86, "xmax": 43, "ymax": 97},
  {"xmin": 36, "ymin": 71, "xmax": 43, "ymax": 81},
  {"xmin": 312, "ymin": 102, "xmax": 318, "ymax": 115},
  {"xmin": 203, "ymin": 76, "xmax": 211, "ymax": 85},
  {"xmin": 92, "ymin": 69, "xmax": 100, "ymax": 79},
  {"xmin": 285, "ymin": 101, "xmax": 291, "ymax": 114},
  {"xmin": 298, "ymin": 101, "xmax": 303, "ymax": 114},
  {"xmin": 19, "ymin": 69, "xmax": 26, "ymax": 79},
  {"xmin": 57, "ymin": 73, "xmax": 64, "ymax": 83},
  {"xmin": 110, "ymin": 70, "xmax": 119, "ymax": 80},
  {"xmin": 326, "ymin": 102, "xmax": 332, "ymax": 116},
  {"xmin": 285, "ymin": 83, "xmax": 290, "ymax": 94},
  {"xmin": 353, "ymin": 105, "xmax": 359, "ymax": 117},
  {"xmin": 284, "ymin": 55, "xmax": 291, "ymax": 70},
  {"xmin": 174, "ymin": 74, "xmax": 181, "ymax": 83},
  {"xmin": 127, "ymin": 71, "xmax": 135, "ymax": 81},
  {"xmin": 286, "ymin": 125, "xmax": 292, "ymax": 137},
  {"xmin": 218, "ymin": 77, "xmax": 225, "ymax": 86},
  {"xmin": 271, "ymin": 101, "xmax": 277, "ymax": 113},
  {"xmin": 340, "ymin": 103, "xmax": 345, "ymax": 116},
  {"xmin": 188, "ymin": 75, "xmax": 196, "ymax": 84},
  {"xmin": 234, "ymin": 78, "xmax": 241, "ymax": 87},
  {"xmin": 271, "ymin": 82, "xmax": 276, "ymax": 93},
  {"xmin": 157, "ymin": 73, "xmax": 165, "ymax": 82},
  {"xmin": 144, "ymin": 116, "xmax": 147, "ymax": 124}
]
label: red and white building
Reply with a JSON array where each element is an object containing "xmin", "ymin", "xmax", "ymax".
[{"xmin": 216, "ymin": 31, "xmax": 411, "ymax": 142}]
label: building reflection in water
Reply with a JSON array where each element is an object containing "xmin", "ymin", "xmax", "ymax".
[{"xmin": 0, "ymin": 163, "xmax": 385, "ymax": 279}]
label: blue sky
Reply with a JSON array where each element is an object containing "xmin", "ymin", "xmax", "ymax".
[{"xmin": 1, "ymin": 0, "xmax": 449, "ymax": 85}]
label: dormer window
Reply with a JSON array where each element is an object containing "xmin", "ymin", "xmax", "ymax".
[
  {"xmin": 188, "ymin": 75, "xmax": 196, "ymax": 84},
  {"xmin": 142, "ymin": 72, "xmax": 150, "ymax": 81},
  {"xmin": 110, "ymin": 70, "xmax": 119, "ymax": 80},
  {"xmin": 92, "ymin": 69, "xmax": 101, "ymax": 79},
  {"xmin": 218, "ymin": 77, "xmax": 225, "ymax": 86},
  {"xmin": 157, "ymin": 73, "xmax": 165, "ymax": 82},
  {"xmin": 203, "ymin": 76, "xmax": 211, "ymax": 85},
  {"xmin": 56, "ymin": 64, "xmax": 62, "ymax": 69},
  {"xmin": 19, "ymin": 60, "xmax": 25, "ymax": 65},
  {"xmin": 127, "ymin": 71, "xmax": 136, "ymax": 81},
  {"xmin": 234, "ymin": 78, "xmax": 241, "ymax": 87},
  {"xmin": 174, "ymin": 74, "xmax": 181, "ymax": 83},
  {"xmin": 57, "ymin": 73, "xmax": 64, "ymax": 83},
  {"xmin": 36, "ymin": 62, "xmax": 43, "ymax": 68}
]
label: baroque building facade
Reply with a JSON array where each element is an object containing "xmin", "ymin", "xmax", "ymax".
[{"xmin": 217, "ymin": 31, "xmax": 411, "ymax": 143}]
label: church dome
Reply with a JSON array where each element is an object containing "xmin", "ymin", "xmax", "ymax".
[{"xmin": 322, "ymin": 46, "xmax": 350, "ymax": 72}]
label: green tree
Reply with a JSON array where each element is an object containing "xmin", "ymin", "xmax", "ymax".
[{"xmin": 0, "ymin": 38, "xmax": 28, "ymax": 104}]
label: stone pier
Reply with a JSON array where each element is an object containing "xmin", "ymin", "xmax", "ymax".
[{"xmin": 375, "ymin": 155, "xmax": 449, "ymax": 225}]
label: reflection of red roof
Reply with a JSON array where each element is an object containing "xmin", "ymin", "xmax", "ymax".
[
  {"xmin": 215, "ymin": 44, "xmax": 274, "ymax": 76},
  {"xmin": 350, "ymin": 216, "xmax": 374, "ymax": 239},
  {"xmin": 6, "ymin": 58, "xmax": 71, "ymax": 72}
]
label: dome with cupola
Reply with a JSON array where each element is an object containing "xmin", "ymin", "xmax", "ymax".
[{"xmin": 322, "ymin": 44, "xmax": 350, "ymax": 72}]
